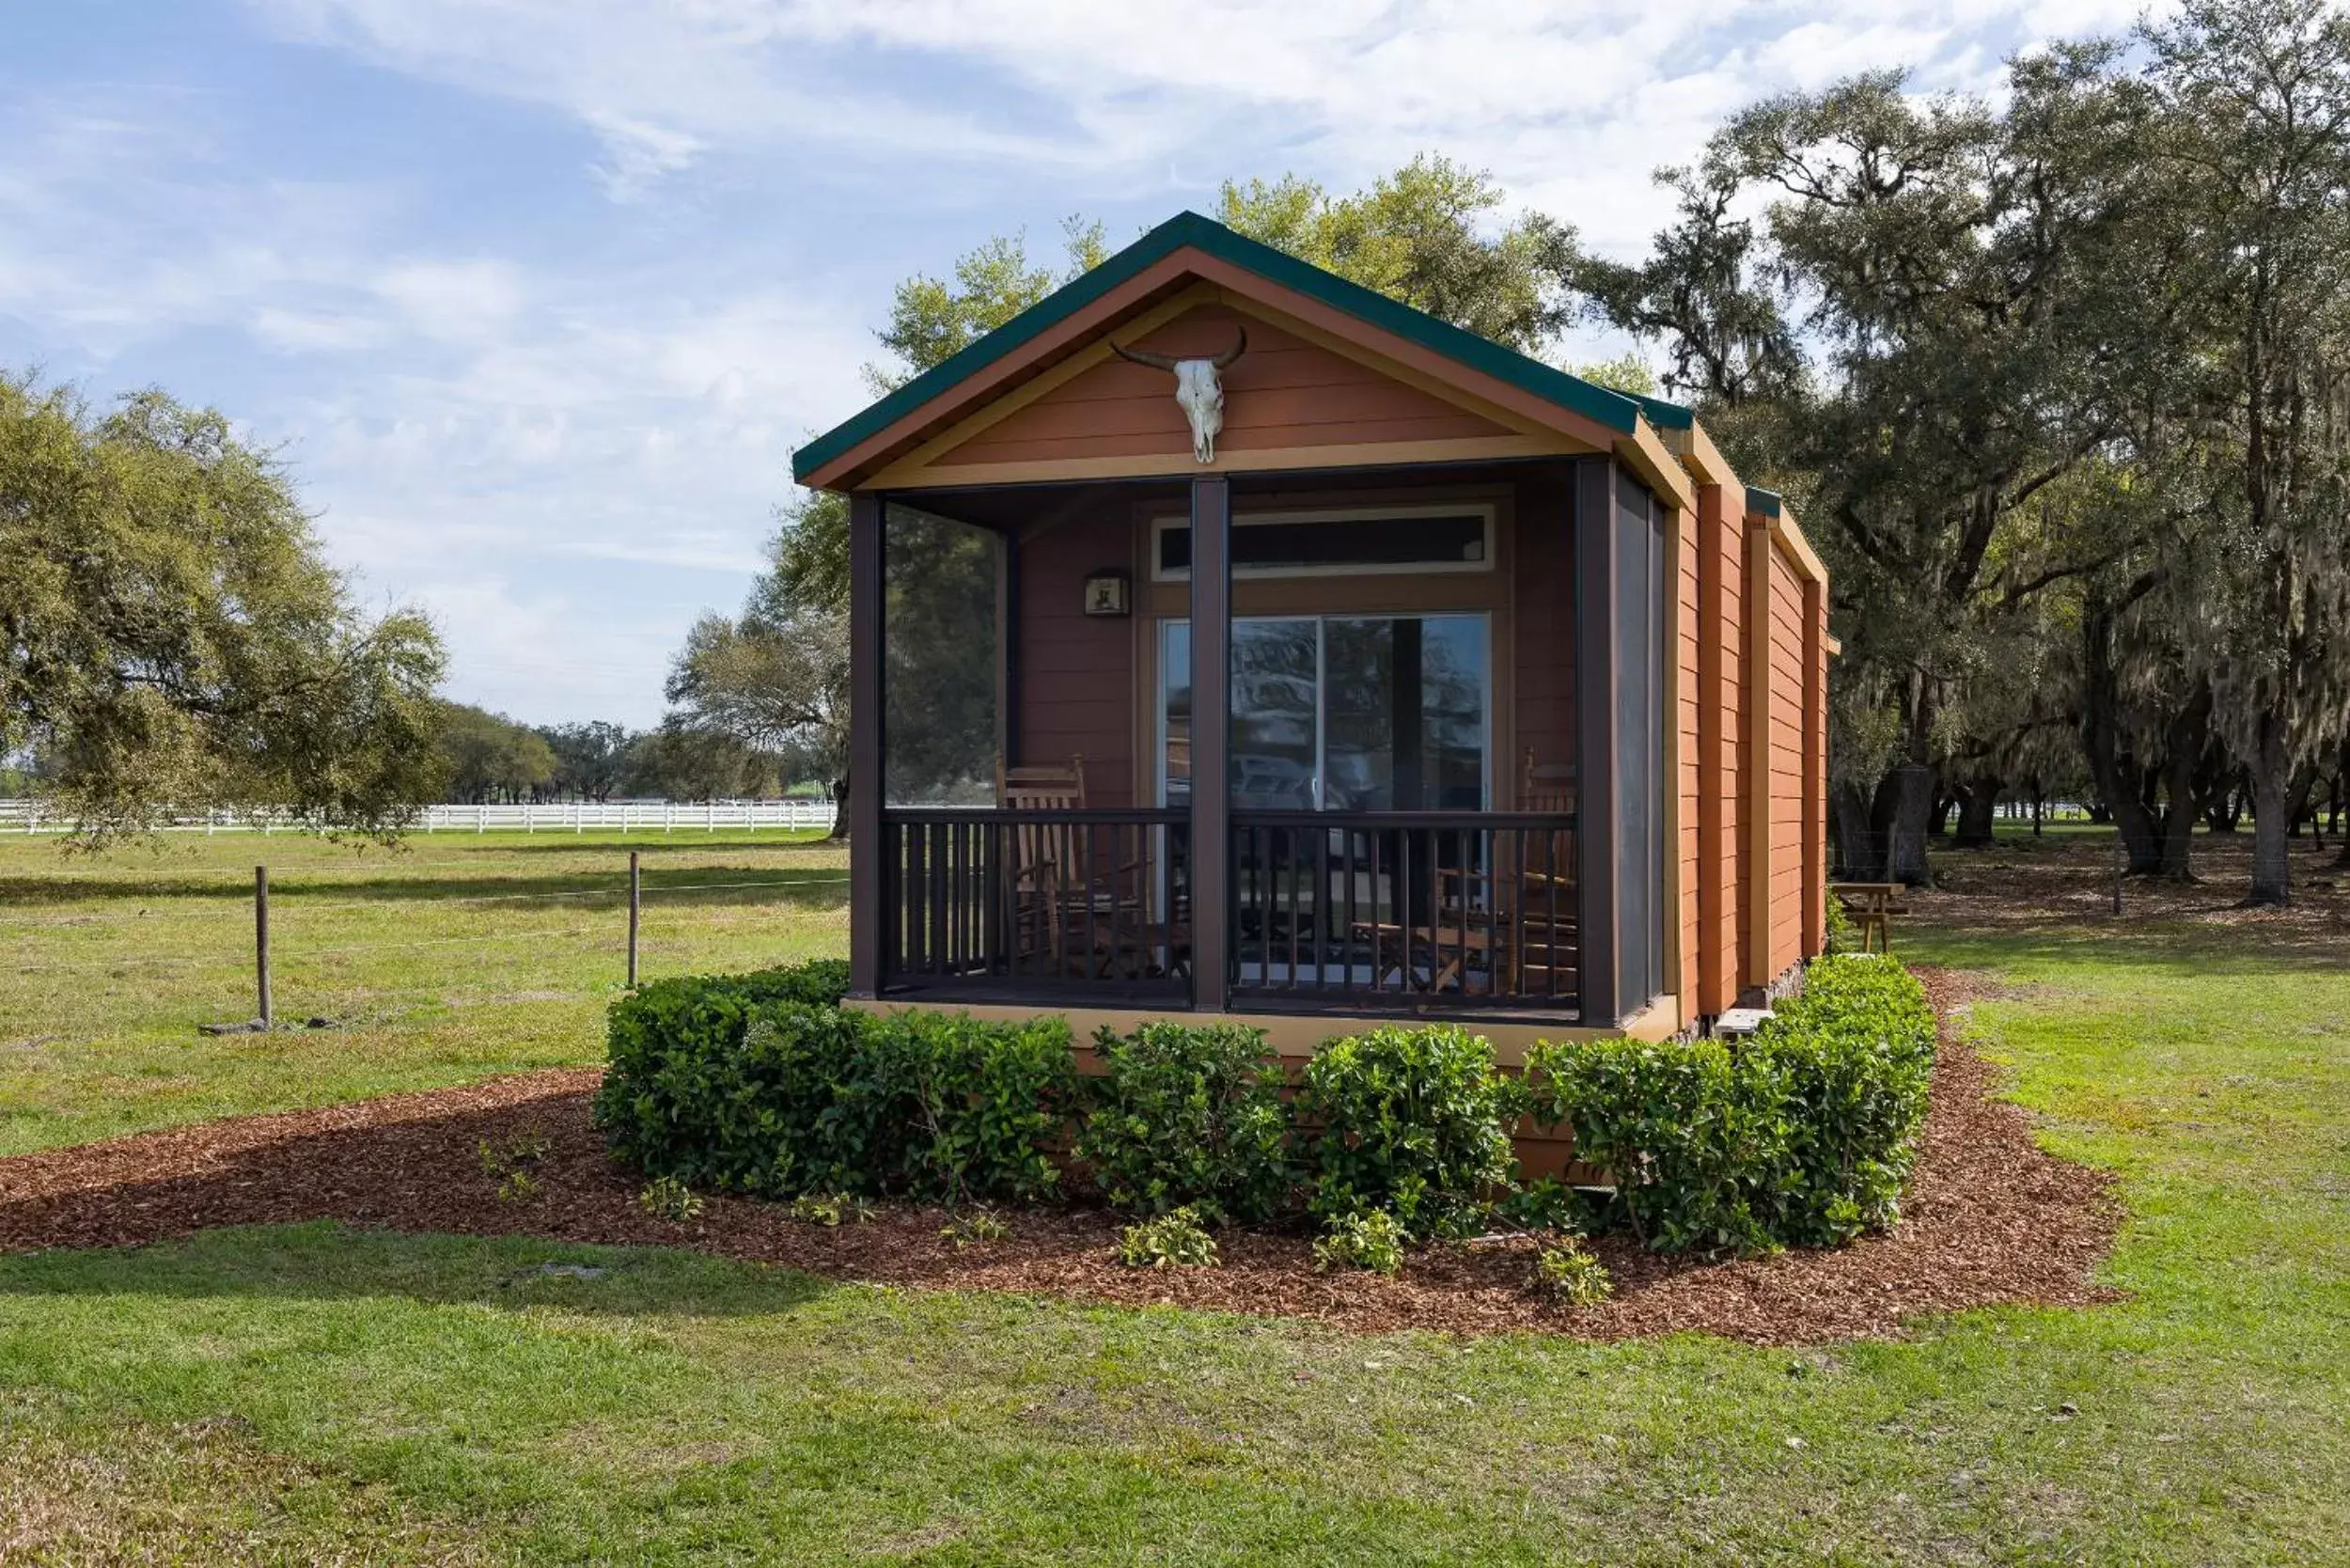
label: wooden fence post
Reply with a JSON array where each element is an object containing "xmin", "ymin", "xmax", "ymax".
[
  {"xmin": 627, "ymin": 850, "xmax": 642, "ymax": 988},
  {"xmin": 255, "ymin": 865, "xmax": 273, "ymax": 1030}
]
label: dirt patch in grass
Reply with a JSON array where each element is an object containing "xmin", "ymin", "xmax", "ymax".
[
  {"xmin": 0, "ymin": 975, "xmax": 2121, "ymax": 1345},
  {"xmin": 1909, "ymin": 833, "xmax": 2350, "ymax": 957},
  {"xmin": 0, "ymin": 1395, "xmax": 496, "ymax": 1565}
]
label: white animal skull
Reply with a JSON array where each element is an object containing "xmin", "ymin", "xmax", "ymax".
[{"xmin": 1113, "ymin": 328, "xmax": 1247, "ymax": 463}]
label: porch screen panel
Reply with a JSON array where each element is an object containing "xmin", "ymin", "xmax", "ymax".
[
  {"xmin": 882, "ymin": 503, "xmax": 1000, "ymax": 806},
  {"xmin": 1162, "ymin": 615, "xmax": 1489, "ymax": 809},
  {"xmin": 1324, "ymin": 617, "xmax": 1487, "ymax": 810},
  {"xmin": 1614, "ymin": 474, "xmax": 1668, "ymax": 1008}
]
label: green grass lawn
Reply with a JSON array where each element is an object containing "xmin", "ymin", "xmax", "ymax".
[
  {"xmin": 0, "ymin": 829, "xmax": 847, "ymax": 1155},
  {"xmin": 3, "ymin": 831, "xmax": 2346, "ymax": 1561}
]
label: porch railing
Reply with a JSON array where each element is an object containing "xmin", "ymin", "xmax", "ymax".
[
  {"xmin": 1229, "ymin": 810, "xmax": 1579, "ymax": 1014},
  {"xmin": 879, "ymin": 808, "xmax": 1190, "ymax": 1001}
]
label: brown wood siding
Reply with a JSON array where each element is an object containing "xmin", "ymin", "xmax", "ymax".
[
  {"xmin": 1695, "ymin": 486, "xmax": 1741, "ymax": 1016},
  {"xmin": 1766, "ymin": 541, "xmax": 1807, "ymax": 975},
  {"xmin": 1512, "ymin": 471, "xmax": 1576, "ymax": 793},
  {"xmin": 1676, "ymin": 504, "xmax": 1701, "ymax": 1016},
  {"xmin": 1729, "ymin": 521, "xmax": 1752, "ymax": 996},
  {"xmin": 1803, "ymin": 580, "xmax": 1828, "ymax": 957},
  {"xmin": 942, "ymin": 303, "xmax": 1512, "ymax": 469},
  {"xmin": 1016, "ymin": 514, "xmax": 1136, "ymax": 806}
]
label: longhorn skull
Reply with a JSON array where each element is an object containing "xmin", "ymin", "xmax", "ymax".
[{"xmin": 1112, "ymin": 327, "xmax": 1247, "ymax": 463}]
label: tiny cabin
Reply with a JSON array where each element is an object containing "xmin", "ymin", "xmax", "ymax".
[{"xmin": 795, "ymin": 212, "xmax": 1832, "ymax": 1055}]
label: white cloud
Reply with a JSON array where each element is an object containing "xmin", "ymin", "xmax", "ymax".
[
  {"xmin": 9, "ymin": 3, "xmax": 2172, "ymax": 723},
  {"xmin": 588, "ymin": 114, "xmax": 706, "ymax": 201},
  {"xmin": 241, "ymin": 0, "xmax": 2150, "ymax": 244},
  {"xmin": 373, "ymin": 259, "xmax": 529, "ymax": 340}
]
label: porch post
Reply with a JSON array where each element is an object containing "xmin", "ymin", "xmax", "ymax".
[
  {"xmin": 1189, "ymin": 475, "xmax": 1231, "ymax": 1012},
  {"xmin": 1573, "ymin": 458, "xmax": 1621, "ymax": 1025},
  {"xmin": 848, "ymin": 491, "xmax": 885, "ymax": 999}
]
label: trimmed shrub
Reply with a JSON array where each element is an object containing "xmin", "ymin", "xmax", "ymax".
[
  {"xmin": 1529, "ymin": 1034, "xmax": 1788, "ymax": 1254},
  {"xmin": 1073, "ymin": 1021, "xmax": 1292, "ymax": 1223},
  {"xmin": 727, "ymin": 958, "xmax": 852, "ymax": 1008},
  {"xmin": 1117, "ymin": 1205, "xmax": 1219, "ymax": 1268},
  {"xmin": 1296, "ymin": 1024, "xmax": 1516, "ymax": 1240},
  {"xmin": 1750, "ymin": 954, "xmax": 1936, "ymax": 1244},
  {"xmin": 1526, "ymin": 953, "xmax": 1937, "ymax": 1255},
  {"xmin": 1311, "ymin": 1208, "xmax": 1406, "ymax": 1275},
  {"xmin": 594, "ymin": 961, "xmax": 1075, "ymax": 1204}
]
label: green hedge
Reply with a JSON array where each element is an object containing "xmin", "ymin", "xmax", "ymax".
[
  {"xmin": 1296, "ymin": 1023, "xmax": 1517, "ymax": 1240},
  {"xmin": 1752, "ymin": 953, "xmax": 1937, "ymax": 1244},
  {"xmin": 1072, "ymin": 1021, "xmax": 1292, "ymax": 1223},
  {"xmin": 1527, "ymin": 954, "xmax": 1936, "ymax": 1254},
  {"xmin": 594, "ymin": 962, "xmax": 1073, "ymax": 1203},
  {"xmin": 597, "ymin": 953, "xmax": 1935, "ymax": 1257}
]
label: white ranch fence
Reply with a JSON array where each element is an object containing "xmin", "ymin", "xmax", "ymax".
[{"xmin": 0, "ymin": 798, "xmax": 838, "ymax": 836}]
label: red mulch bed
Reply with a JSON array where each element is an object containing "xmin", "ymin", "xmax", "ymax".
[{"xmin": 0, "ymin": 970, "xmax": 2122, "ymax": 1344}]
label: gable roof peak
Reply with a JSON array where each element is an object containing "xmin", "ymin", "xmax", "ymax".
[{"xmin": 793, "ymin": 208, "xmax": 1697, "ymax": 489}]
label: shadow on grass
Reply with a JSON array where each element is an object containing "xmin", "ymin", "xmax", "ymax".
[
  {"xmin": 0, "ymin": 1081, "xmax": 848, "ymax": 1320},
  {"xmin": 1902, "ymin": 920, "xmax": 2350, "ymax": 977},
  {"xmin": 0, "ymin": 1219, "xmax": 838, "ymax": 1321},
  {"xmin": 1878, "ymin": 832, "xmax": 2350, "ymax": 979}
]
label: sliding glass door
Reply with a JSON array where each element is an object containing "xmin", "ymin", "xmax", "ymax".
[{"xmin": 1159, "ymin": 615, "xmax": 1490, "ymax": 809}]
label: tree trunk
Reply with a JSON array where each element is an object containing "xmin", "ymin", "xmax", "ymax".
[
  {"xmin": 2245, "ymin": 718, "xmax": 2293, "ymax": 907},
  {"xmin": 2333, "ymin": 742, "xmax": 2350, "ymax": 869},
  {"xmin": 2156, "ymin": 680, "xmax": 2212, "ymax": 882},
  {"xmin": 1952, "ymin": 779, "xmax": 1999, "ymax": 850},
  {"xmin": 1831, "ymin": 781, "xmax": 1878, "ymax": 879},
  {"xmin": 2286, "ymin": 764, "xmax": 2321, "ymax": 842},
  {"xmin": 2078, "ymin": 597, "xmax": 2165, "ymax": 874},
  {"xmin": 829, "ymin": 774, "xmax": 851, "ymax": 840},
  {"xmin": 1888, "ymin": 761, "xmax": 1936, "ymax": 886}
]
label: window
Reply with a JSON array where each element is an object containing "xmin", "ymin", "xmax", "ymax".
[
  {"xmin": 1152, "ymin": 504, "xmax": 1494, "ymax": 581},
  {"xmin": 1159, "ymin": 614, "xmax": 1490, "ymax": 811}
]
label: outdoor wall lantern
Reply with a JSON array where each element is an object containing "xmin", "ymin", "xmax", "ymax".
[{"xmin": 1083, "ymin": 570, "xmax": 1131, "ymax": 618}]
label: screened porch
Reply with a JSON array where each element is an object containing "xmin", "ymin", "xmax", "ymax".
[{"xmin": 850, "ymin": 458, "xmax": 1676, "ymax": 1027}]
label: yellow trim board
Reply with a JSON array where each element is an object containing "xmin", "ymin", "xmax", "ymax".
[
  {"xmin": 1676, "ymin": 419, "xmax": 1742, "ymax": 492},
  {"xmin": 875, "ymin": 284, "xmax": 1224, "ymax": 478},
  {"xmin": 1771, "ymin": 511, "xmax": 1829, "ymax": 588},
  {"xmin": 874, "ymin": 432, "xmax": 1584, "ymax": 491},
  {"xmin": 1616, "ymin": 417, "xmax": 1697, "ymax": 513},
  {"xmin": 842, "ymin": 996, "xmax": 1662, "ymax": 1066}
]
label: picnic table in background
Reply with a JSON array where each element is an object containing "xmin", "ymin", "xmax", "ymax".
[{"xmin": 1830, "ymin": 881, "xmax": 1907, "ymax": 953}]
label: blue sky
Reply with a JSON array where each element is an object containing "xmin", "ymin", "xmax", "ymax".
[{"xmin": 3, "ymin": 0, "xmax": 2138, "ymax": 728}]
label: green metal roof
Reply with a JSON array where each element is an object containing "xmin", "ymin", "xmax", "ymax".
[
  {"xmin": 1746, "ymin": 485, "xmax": 1783, "ymax": 517},
  {"xmin": 792, "ymin": 210, "xmax": 1693, "ymax": 486}
]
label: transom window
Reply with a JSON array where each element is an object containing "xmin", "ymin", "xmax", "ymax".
[
  {"xmin": 1159, "ymin": 615, "xmax": 1490, "ymax": 811},
  {"xmin": 1151, "ymin": 504, "xmax": 1494, "ymax": 581}
]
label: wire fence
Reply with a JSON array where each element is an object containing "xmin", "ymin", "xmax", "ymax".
[
  {"xmin": 1, "ymin": 844, "xmax": 850, "ymax": 1031},
  {"xmin": 0, "ymin": 797, "xmax": 839, "ymax": 837}
]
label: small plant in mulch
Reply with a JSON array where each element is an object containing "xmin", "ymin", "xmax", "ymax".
[
  {"xmin": 788, "ymin": 1191, "xmax": 873, "ymax": 1228},
  {"xmin": 638, "ymin": 1176, "xmax": 704, "ymax": 1224},
  {"xmin": 940, "ymin": 1206, "xmax": 1009, "ymax": 1247},
  {"xmin": 1115, "ymin": 1205, "xmax": 1220, "ymax": 1269},
  {"xmin": 1530, "ymin": 1239, "xmax": 1613, "ymax": 1307},
  {"xmin": 478, "ymin": 1128, "xmax": 553, "ymax": 1205},
  {"xmin": 494, "ymin": 1169, "xmax": 541, "ymax": 1206},
  {"xmin": 1312, "ymin": 1209, "xmax": 1406, "ymax": 1276}
]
